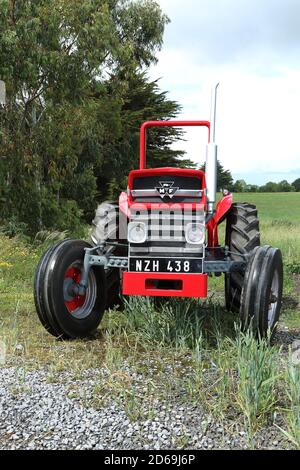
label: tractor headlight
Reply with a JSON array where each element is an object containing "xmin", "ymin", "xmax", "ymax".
[
  {"xmin": 128, "ymin": 222, "xmax": 147, "ymax": 244},
  {"xmin": 185, "ymin": 223, "xmax": 205, "ymax": 245}
]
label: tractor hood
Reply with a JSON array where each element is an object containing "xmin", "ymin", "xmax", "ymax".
[{"xmin": 127, "ymin": 168, "xmax": 206, "ymax": 207}]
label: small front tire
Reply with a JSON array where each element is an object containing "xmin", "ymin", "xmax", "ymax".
[
  {"xmin": 34, "ymin": 243, "xmax": 62, "ymax": 336},
  {"xmin": 240, "ymin": 245, "xmax": 283, "ymax": 339},
  {"xmin": 34, "ymin": 240, "xmax": 107, "ymax": 339}
]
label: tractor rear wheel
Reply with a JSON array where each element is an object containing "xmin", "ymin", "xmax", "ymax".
[
  {"xmin": 240, "ymin": 245, "xmax": 283, "ymax": 338},
  {"xmin": 225, "ymin": 203, "xmax": 260, "ymax": 312},
  {"xmin": 34, "ymin": 240, "xmax": 107, "ymax": 339},
  {"xmin": 91, "ymin": 201, "xmax": 128, "ymax": 308}
]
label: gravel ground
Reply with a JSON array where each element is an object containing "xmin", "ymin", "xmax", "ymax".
[{"xmin": 0, "ymin": 364, "xmax": 289, "ymax": 450}]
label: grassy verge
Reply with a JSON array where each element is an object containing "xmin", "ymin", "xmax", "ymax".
[{"xmin": 0, "ymin": 192, "xmax": 300, "ymax": 448}]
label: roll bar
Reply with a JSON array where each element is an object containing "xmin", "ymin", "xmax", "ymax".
[{"xmin": 139, "ymin": 120, "xmax": 210, "ymax": 170}]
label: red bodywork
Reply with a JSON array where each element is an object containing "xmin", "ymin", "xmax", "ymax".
[
  {"xmin": 207, "ymin": 193, "xmax": 233, "ymax": 247},
  {"xmin": 123, "ymin": 272, "xmax": 208, "ymax": 298},
  {"xmin": 121, "ymin": 120, "xmax": 233, "ymax": 298}
]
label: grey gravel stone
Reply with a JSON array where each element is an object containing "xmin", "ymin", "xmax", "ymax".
[
  {"xmin": 292, "ymin": 340, "xmax": 300, "ymax": 352},
  {"xmin": 0, "ymin": 365, "xmax": 291, "ymax": 450}
]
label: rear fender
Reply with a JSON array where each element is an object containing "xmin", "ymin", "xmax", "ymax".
[
  {"xmin": 214, "ymin": 193, "xmax": 233, "ymax": 225},
  {"xmin": 207, "ymin": 193, "xmax": 233, "ymax": 246}
]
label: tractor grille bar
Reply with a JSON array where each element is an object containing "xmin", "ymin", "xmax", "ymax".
[
  {"xmin": 131, "ymin": 189, "xmax": 203, "ymax": 198},
  {"xmin": 131, "ymin": 175, "xmax": 203, "ymax": 203},
  {"xmin": 130, "ymin": 208, "xmax": 205, "ymax": 255}
]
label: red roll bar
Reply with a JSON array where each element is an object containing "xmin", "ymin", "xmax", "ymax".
[{"xmin": 139, "ymin": 120, "xmax": 211, "ymax": 169}]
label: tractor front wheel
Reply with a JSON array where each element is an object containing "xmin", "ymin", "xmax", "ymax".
[
  {"xmin": 34, "ymin": 240, "xmax": 107, "ymax": 339},
  {"xmin": 34, "ymin": 242, "xmax": 62, "ymax": 337},
  {"xmin": 240, "ymin": 245, "xmax": 283, "ymax": 338}
]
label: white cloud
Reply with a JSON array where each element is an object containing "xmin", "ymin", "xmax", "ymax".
[{"xmin": 150, "ymin": 0, "xmax": 300, "ymax": 184}]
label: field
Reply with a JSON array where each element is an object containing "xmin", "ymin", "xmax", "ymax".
[
  {"xmin": 233, "ymin": 193, "xmax": 300, "ymax": 273},
  {"xmin": 0, "ymin": 192, "xmax": 300, "ymax": 450}
]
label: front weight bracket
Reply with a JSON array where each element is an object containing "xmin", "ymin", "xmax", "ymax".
[{"xmin": 78, "ymin": 245, "xmax": 128, "ymax": 295}]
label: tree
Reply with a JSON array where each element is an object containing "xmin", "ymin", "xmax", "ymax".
[
  {"xmin": 99, "ymin": 72, "xmax": 193, "ymax": 200},
  {"xmin": 233, "ymin": 179, "xmax": 247, "ymax": 192},
  {"xmin": 0, "ymin": 0, "xmax": 176, "ymax": 234},
  {"xmin": 292, "ymin": 178, "xmax": 300, "ymax": 192},
  {"xmin": 201, "ymin": 160, "xmax": 233, "ymax": 191},
  {"xmin": 277, "ymin": 180, "xmax": 294, "ymax": 192},
  {"xmin": 259, "ymin": 181, "xmax": 279, "ymax": 192},
  {"xmin": 246, "ymin": 184, "xmax": 259, "ymax": 193}
]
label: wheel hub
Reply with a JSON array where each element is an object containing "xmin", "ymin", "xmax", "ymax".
[
  {"xmin": 62, "ymin": 262, "xmax": 97, "ymax": 320},
  {"xmin": 63, "ymin": 267, "xmax": 86, "ymax": 313},
  {"xmin": 268, "ymin": 271, "xmax": 279, "ymax": 326},
  {"xmin": 269, "ymin": 291, "xmax": 278, "ymax": 305}
]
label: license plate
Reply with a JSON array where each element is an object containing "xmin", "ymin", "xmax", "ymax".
[{"xmin": 129, "ymin": 258, "xmax": 203, "ymax": 274}]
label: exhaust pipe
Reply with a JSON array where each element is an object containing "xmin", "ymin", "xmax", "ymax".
[{"xmin": 206, "ymin": 83, "xmax": 219, "ymax": 214}]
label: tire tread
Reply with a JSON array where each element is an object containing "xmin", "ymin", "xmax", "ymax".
[{"xmin": 225, "ymin": 202, "xmax": 260, "ymax": 312}]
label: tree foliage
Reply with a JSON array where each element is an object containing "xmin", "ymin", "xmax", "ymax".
[
  {"xmin": 1, "ymin": 1, "xmax": 295, "ymax": 237},
  {"xmin": 201, "ymin": 160, "xmax": 234, "ymax": 191},
  {"xmin": 258, "ymin": 180, "xmax": 295, "ymax": 193},
  {"xmin": 231, "ymin": 179, "xmax": 297, "ymax": 193},
  {"xmin": 0, "ymin": 0, "xmax": 190, "ymax": 235},
  {"xmin": 292, "ymin": 178, "xmax": 300, "ymax": 192}
]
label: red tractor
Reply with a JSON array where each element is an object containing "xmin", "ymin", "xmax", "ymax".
[{"xmin": 34, "ymin": 85, "xmax": 283, "ymax": 340}]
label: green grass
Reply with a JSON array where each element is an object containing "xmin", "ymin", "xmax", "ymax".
[
  {"xmin": 277, "ymin": 357, "xmax": 300, "ymax": 449},
  {"xmin": 233, "ymin": 193, "xmax": 300, "ymax": 223},
  {"xmin": 0, "ymin": 192, "xmax": 300, "ymax": 449},
  {"xmin": 235, "ymin": 329, "xmax": 279, "ymax": 436},
  {"xmin": 233, "ymin": 192, "xmax": 300, "ymax": 270}
]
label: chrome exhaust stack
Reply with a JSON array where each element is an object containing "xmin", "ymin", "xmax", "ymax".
[{"xmin": 206, "ymin": 83, "xmax": 219, "ymax": 214}]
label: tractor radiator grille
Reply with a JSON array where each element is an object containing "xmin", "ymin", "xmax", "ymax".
[{"xmin": 130, "ymin": 209, "xmax": 205, "ymax": 255}]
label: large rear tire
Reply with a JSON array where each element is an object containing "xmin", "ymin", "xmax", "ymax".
[
  {"xmin": 91, "ymin": 201, "xmax": 128, "ymax": 308},
  {"xmin": 225, "ymin": 203, "xmax": 260, "ymax": 312},
  {"xmin": 34, "ymin": 240, "xmax": 107, "ymax": 339}
]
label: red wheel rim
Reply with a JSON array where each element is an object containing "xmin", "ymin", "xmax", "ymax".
[{"xmin": 64, "ymin": 267, "xmax": 86, "ymax": 313}]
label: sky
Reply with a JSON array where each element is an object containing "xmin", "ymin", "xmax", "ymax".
[{"xmin": 149, "ymin": 0, "xmax": 300, "ymax": 185}]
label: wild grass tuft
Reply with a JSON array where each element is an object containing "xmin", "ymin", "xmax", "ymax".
[
  {"xmin": 235, "ymin": 327, "xmax": 280, "ymax": 436},
  {"xmin": 121, "ymin": 296, "xmax": 235, "ymax": 350},
  {"xmin": 34, "ymin": 230, "xmax": 68, "ymax": 244},
  {"xmin": 278, "ymin": 357, "xmax": 300, "ymax": 449}
]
